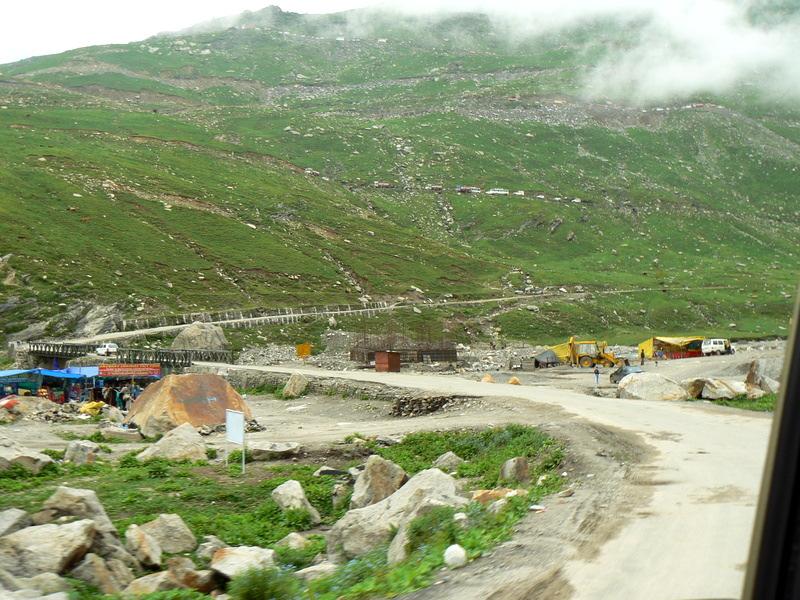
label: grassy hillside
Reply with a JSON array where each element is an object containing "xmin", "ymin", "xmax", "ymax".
[{"xmin": 0, "ymin": 6, "xmax": 797, "ymax": 343}]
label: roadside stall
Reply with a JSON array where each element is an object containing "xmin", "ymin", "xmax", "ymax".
[{"xmin": 638, "ymin": 336, "xmax": 705, "ymax": 360}]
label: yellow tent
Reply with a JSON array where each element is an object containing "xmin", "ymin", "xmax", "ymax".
[{"xmin": 638, "ymin": 336, "xmax": 705, "ymax": 359}]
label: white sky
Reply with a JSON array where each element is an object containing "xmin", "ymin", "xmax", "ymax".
[{"xmin": 0, "ymin": 1, "xmax": 375, "ymax": 65}]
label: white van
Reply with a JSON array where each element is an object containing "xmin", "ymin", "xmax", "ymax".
[
  {"xmin": 96, "ymin": 342, "xmax": 119, "ymax": 356},
  {"xmin": 702, "ymin": 339, "xmax": 733, "ymax": 356}
]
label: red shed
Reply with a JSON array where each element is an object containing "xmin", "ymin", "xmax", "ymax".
[{"xmin": 375, "ymin": 351, "xmax": 401, "ymax": 373}]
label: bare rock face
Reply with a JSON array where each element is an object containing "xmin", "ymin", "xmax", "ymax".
[
  {"xmin": 70, "ymin": 553, "xmax": 129, "ymax": 595},
  {"xmin": 64, "ymin": 440, "xmax": 100, "ymax": 466},
  {"xmin": 139, "ymin": 514, "xmax": 197, "ymax": 554},
  {"xmin": 0, "ymin": 436, "xmax": 54, "ymax": 474},
  {"xmin": 125, "ymin": 524, "xmax": 162, "ymax": 567},
  {"xmin": 210, "ymin": 546, "xmax": 276, "ymax": 579},
  {"xmin": 136, "ymin": 423, "xmax": 207, "ymax": 462},
  {"xmin": 0, "ymin": 519, "xmax": 96, "ymax": 576},
  {"xmin": 432, "ymin": 451, "xmax": 465, "ymax": 472},
  {"xmin": 282, "ymin": 372, "xmax": 310, "ymax": 399},
  {"xmin": 271, "ymin": 480, "xmax": 321, "ymax": 524},
  {"xmin": 0, "ymin": 509, "xmax": 31, "ymax": 538},
  {"xmin": 171, "ymin": 322, "xmax": 229, "ymax": 350},
  {"xmin": 327, "ymin": 468, "xmax": 467, "ymax": 563},
  {"xmin": 250, "ymin": 441, "xmax": 301, "ymax": 461},
  {"xmin": 350, "ymin": 455, "xmax": 408, "ymax": 509},
  {"xmin": 618, "ymin": 373, "xmax": 689, "ymax": 401},
  {"xmin": 499, "ymin": 457, "xmax": 530, "ymax": 483}
]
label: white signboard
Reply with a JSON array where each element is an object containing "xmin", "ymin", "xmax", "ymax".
[{"xmin": 226, "ymin": 409, "xmax": 245, "ymax": 445}]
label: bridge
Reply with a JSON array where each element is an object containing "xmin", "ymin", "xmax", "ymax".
[{"xmin": 25, "ymin": 342, "xmax": 234, "ymax": 368}]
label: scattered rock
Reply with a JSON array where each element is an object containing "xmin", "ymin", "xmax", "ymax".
[
  {"xmin": 618, "ymin": 373, "xmax": 690, "ymax": 401},
  {"xmin": 124, "ymin": 524, "xmax": 162, "ymax": 567},
  {"xmin": 70, "ymin": 553, "xmax": 126, "ymax": 595},
  {"xmin": 250, "ymin": 441, "xmax": 301, "ymax": 461},
  {"xmin": 276, "ymin": 533, "xmax": 308, "ymax": 550},
  {"xmin": 314, "ymin": 465, "xmax": 349, "ymax": 477},
  {"xmin": 350, "ymin": 455, "xmax": 408, "ymax": 509},
  {"xmin": 0, "ymin": 436, "xmax": 54, "ymax": 474},
  {"xmin": 197, "ymin": 535, "xmax": 226, "ymax": 561},
  {"xmin": 123, "ymin": 571, "xmax": 182, "ymax": 595},
  {"xmin": 101, "ymin": 405, "xmax": 125, "ymax": 424},
  {"xmin": 171, "ymin": 322, "xmax": 229, "ymax": 350},
  {"xmin": 294, "ymin": 561, "xmax": 337, "ymax": 582},
  {"xmin": 15, "ymin": 573, "xmax": 70, "ymax": 595},
  {"xmin": 64, "ymin": 440, "xmax": 100, "ymax": 466},
  {"xmin": 327, "ymin": 468, "xmax": 467, "ymax": 563},
  {"xmin": 0, "ymin": 509, "xmax": 30, "ymax": 537},
  {"xmin": 167, "ymin": 556, "xmax": 216, "ymax": 593},
  {"xmin": 283, "ymin": 373, "xmax": 309, "ymax": 399},
  {"xmin": 432, "ymin": 451, "xmax": 464, "ymax": 472},
  {"xmin": 507, "ymin": 376, "xmax": 521, "ymax": 385},
  {"xmin": 0, "ymin": 519, "xmax": 96, "ymax": 576},
  {"xmin": 210, "ymin": 546, "xmax": 275, "ymax": 579},
  {"xmin": 683, "ymin": 378, "xmax": 748, "ymax": 400},
  {"xmin": 488, "ymin": 499, "xmax": 508, "ymax": 514},
  {"xmin": 136, "ymin": 424, "xmax": 207, "ymax": 462},
  {"xmin": 271, "ymin": 480, "xmax": 321, "ymax": 524},
  {"xmin": 443, "ymin": 544, "xmax": 467, "ymax": 569},
  {"xmin": 99, "ymin": 427, "xmax": 143, "ymax": 443},
  {"xmin": 471, "ymin": 488, "xmax": 528, "ymax": 504},
  {"xmin": 500, "ymin": 457, "xmax": 530, "ymax": 483},
  {"xmin": 332, "ymin": 482, "xmax": 350, "ymax": 510},
  {"xmin": 139, "ymin": 514, "xmax": 197, "ymax": 554}
]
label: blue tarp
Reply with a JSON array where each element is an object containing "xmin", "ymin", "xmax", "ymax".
[
  {"xmin": 65, "ymin": 367, "xmax": 99, "ymax": 378},
  {"xmin": 0, "ymin": 369, "xmax": 33, "ymax": 379},
  {"xmin": 35, "ymin": 369, "xmax": 86, "ymax": 380}
]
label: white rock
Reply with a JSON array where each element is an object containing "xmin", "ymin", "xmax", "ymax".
[
  {"xmin": 136, "ymin": 423, "xmax": 206, "ymax": 462},
  {"xmin": 443, "ymin": 544, "xmax": 467, "ymax": 569},
  {"xmin": 0, "ymin": 436, "xmax": 54, "ymax": 474},
  {"xmin": 271, "ymin": 480, "xmax": 321, "ymax": 524},
  {"xmin": 0, "ymin": 519, "xmax": 96, "ymax": 576},
  {"xmin": 618, "ymin": 373, "xmax": 690, "ymax": 401},
  {"xmin": 64, "ymin": 440, "xmax": 100, "ymax": 466},
  {"xmin": 210, "ymin": 546, "xmax": 276, "ymax": 579},
  {"xmin": 139, "ymin": 514, "xmax": 196, "ymax": 554}
]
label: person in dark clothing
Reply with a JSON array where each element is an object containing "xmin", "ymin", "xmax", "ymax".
[
  {"xmin": 640, "ymin": 349, "xmax": 646, "ymax": 366},
  {"xmin": 593, "ymin": 366, "xmax": 600, "ymax": 385}
]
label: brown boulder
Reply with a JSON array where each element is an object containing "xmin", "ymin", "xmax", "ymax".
[{"xmin": 350, "ymin": 455, "xmax": 408, "ymax": 509}]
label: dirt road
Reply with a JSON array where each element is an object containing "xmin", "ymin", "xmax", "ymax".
[{"xmin": 199, "ymin": 361, "xmax": 771, "ymax": 600}]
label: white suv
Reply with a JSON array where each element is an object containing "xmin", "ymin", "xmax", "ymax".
[
  {"xmin": 96, "ymin": 343, "xmax": 119, "ymax": 356},
  {"xmin": 702, "ymin": 338, "xmax": 733, "ymax": 356}
]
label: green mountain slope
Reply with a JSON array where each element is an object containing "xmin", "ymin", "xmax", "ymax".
[{"xmin": 0, "ymin": 6, "xmax": 798, "ymax": 342}]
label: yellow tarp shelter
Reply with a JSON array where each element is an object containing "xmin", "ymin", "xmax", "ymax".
[{"xmin": 638, "ymin": 336, "xmax": 705, "ymax": 359}]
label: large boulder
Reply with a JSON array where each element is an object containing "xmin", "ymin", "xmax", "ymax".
[
  {"xmin": 171, "ymin": 322, "xmax": 229, "ymax": 351},
  {"xmin": 136, "ymin": 423, "xmax": 207, "ymax": 462},
  {"xmin": 125, "ymin": 524, "xmax": 162, "ymax": 567},
  {"xmin": 0, "ymin": 519, "xmax": 96, "ymax": 576},
  {"xmin": 40, "ymin": 487, "xmax": 139, "ymax": 572},
  {"xmin": 282, "ymin": 372, "xmax": 309, "ymax": 399},
  {"xmin": 327, "ymin": 468, "xmax": 468, "ymax": 563},
  {"xmin": 683, "ymin": 378, "xmax": 748, "ymax": 400},
  {"xmin": 64, "ymin": 440, "xmax": 101, "ymax": 466},
  {"xmin": 618, "ymin": 373, "xmax": 690, "ymax": 401},
  {"xmin": 70, "ymin": 553, "xmax": 128, "ymax": 595},
  {"xmin": 250, "ymin": 441, "xmax": 301, "ymax": 461},
  {"xmin": 0, "ymin": 436, "xmax": 54, "ymax": 474},
  {"xmin": 746, "ymin": 359, "xmax": 782, "ymax": 394},
  {"xmin": 271, "ymin": 480, "xmax": 321, "ymax": 524},
  {"xmin": 139, "ymin": 514, "xmax": 197, "ymax": 554},
  {"xmin": 0, "ymin": 509, "xmax": 30, "ymax": 538},
  {"xmin": 125, "ymin": 373, "xmax": 252, "ymax": 437},
  {"xmin": 350, "ymin": 455, "xmax": 408, "ymax": 509},
  {"xmin": 210, "ymin": 546, "xmax": 275, "ymax": 579}
]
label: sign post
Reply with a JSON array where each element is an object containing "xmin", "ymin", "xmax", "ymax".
[{"xmin": 225, "ymin": 409, "xmax": 246, "ymax": 475}]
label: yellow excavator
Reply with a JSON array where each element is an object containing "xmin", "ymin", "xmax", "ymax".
[{"xmin": 550, "ymin": 336, "xmax": 622, "ymax": 368}]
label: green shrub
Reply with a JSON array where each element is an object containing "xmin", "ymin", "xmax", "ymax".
[
  {"xmin": 274, "ymin": 535, "xmax": 326, "ymax": 570},
  {"xmin": 406, "ymin": 506, "xmax": 458, "ymax": 553},
  {"xmin": 228, "ymin": 448, "xmax": 253, "ymax": 464},
  {"xmin": 206, "ymin": 447, "xmax": 218, "ymax": 460},
  {"xmin": 41, "ymin": 448, "xmax": 65, "ymax": 461},
  {"xmin": 146, "ymin": 461, "xmax": 169, "ymax": 479},
  {"xmin": 228, "ymin": 567, "xmax": 301, "ymax": 600}
]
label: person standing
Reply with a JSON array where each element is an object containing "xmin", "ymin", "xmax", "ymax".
[
  {"xmin": 640, "ymin": 348, "xmax": 646, "ymax": 366},
  {"xmin": 593, "ymin": 365, "xmax": 600, "ymax": 385}
]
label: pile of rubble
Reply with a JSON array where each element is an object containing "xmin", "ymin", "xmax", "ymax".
[{"xmin": 0, "ymin": 396, "xmax": 84, "ymax": 425}]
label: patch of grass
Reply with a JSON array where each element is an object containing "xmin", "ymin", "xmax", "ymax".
[
  {"xmin": 274, "ymin": 534, "xmax": 327, "ymax": 570},
  {"xmin": 375, "ymin": 424, "xmax": 564, "ymax": 488},
  {"xmin": 228, "ymin": 567, "xmax": 302, "ymax": 600},
  {"xmin": 712, "ymin": 393, "xmax": 778, "ymax": 412},
  {"xmin": 56, "ymin": 430, "xmax": 125, "ymax": 444}
]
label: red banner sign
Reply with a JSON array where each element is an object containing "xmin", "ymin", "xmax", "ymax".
[{"xmin": 98, "ymin": 364, "xmax": 161, "ymax": 378}]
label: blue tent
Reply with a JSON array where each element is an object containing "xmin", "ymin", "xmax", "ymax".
[
  {"xmin": 65, "ymin": 366, "xmax": 99, "ymax": 378},
  {"xmin": 0, "ymin": 369, "xmax": 34, "ymax": 379}
]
